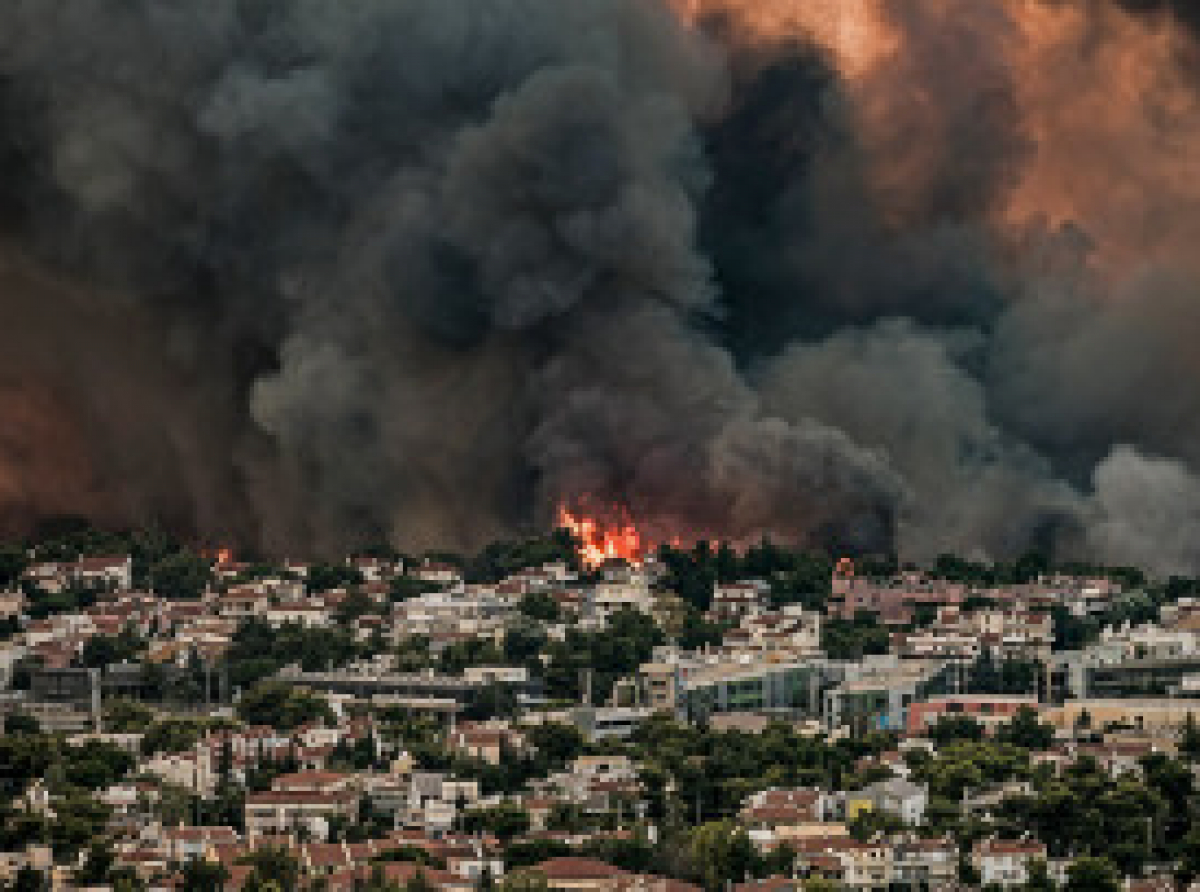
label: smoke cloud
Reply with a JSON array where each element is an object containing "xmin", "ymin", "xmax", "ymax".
[{"xmin": 1, "ymin": 0, "xmax": 1200, "ymax": 574}]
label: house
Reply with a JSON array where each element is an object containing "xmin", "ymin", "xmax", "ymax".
[
  {"xmin": 140, "ymin": 747, "xmax": 215, "ymax": 797},
  {"xmin": 414, "ymin": 563, "xmax": 464, "ymax": 586},
  {"xmin": 892, "ymin": 837, "xmax": 957, "ymax": 889},
  {"xmin": 243, "ymin": 789, "xmax": 359, "ymax": 841},
  {"xmin": 266, "ymin": 602, "xmax": 332, "ymax": 629},
  {"xmin": 709, "ymin": 581, "xmax": 770, "ymax": 623},
  {"xmin": 161, "ymin": 825, "xmax": 239, "ymax": 863},
  {"xmin": 738, "ymin": 788, "xmax": 843, "ymax": 851},
  {"xmin": 447, "ymin": 724, "xmax": 527, "ymax": 766},
  {"xmin": 533, "ymin": 857, "xmax": 632, "ymax": 892},
  {"xmin": 971, "ymin": 838, "xmax": 1047, "ymax": 887},
  {"xmin": 794, "ymin": 837, "xmax": 893, "ymax": 890},
  {"xmin": 834, "ymin": 779, "xmax": 927, "ymax": 826}
]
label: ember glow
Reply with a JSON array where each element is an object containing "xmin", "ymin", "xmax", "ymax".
[{"xmin": 557, "ymin": 503, "xmax": 647, "ymax": 569}]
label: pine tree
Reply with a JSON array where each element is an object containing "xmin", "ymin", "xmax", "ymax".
[{"xmin": 1181, "ymin": 712, "xmax": 1200, "ymax": 762}]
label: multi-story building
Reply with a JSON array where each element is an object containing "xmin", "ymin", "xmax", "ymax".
[
  {"xmin": 824, "ymin": 659, "xmax": 955, "ymax": 734},
  {"xmin": 907, "ymin": 695, "xmax": 1040, "ymax": 736},
  {"xmin": 243, "ymin": 789, "xmax": 359, "ymax": 840}
]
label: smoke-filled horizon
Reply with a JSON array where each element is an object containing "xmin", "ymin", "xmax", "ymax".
[{"xmin": 2, "ymin": 0, "xmax": 1200, "ymax": 574}]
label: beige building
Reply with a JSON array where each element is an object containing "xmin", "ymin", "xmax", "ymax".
[
  {"xmin": 243, "ymin": 790, "xmax": 358, "ymax": 840},
  {"xmin": 1044, "ymin": 698, "xmax": 1200, "ymax": 734}
]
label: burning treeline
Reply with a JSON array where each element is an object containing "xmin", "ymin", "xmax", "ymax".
[{"xmin": 2, "ymin": 0, "xmax": 1200, "ymax": 574}]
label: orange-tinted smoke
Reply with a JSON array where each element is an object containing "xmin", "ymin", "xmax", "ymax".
[
  {"xmin": 1002, "ymin": 0, "xmax": 1200, "ymax": 280},
  {"xmin": 670, "ymin": 0, "xmax": 1200, "ymax": 289},
  {"xmin": 0, "ymin": 383, "xmax": 111, "ymax": 535},
  {"xmin": 668, "ymin": 0, "xmax": 893, "ymax": 78}
]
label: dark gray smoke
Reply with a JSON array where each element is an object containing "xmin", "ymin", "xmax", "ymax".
[{"xmin": 1, "ymin": 0, "xmax": 1199, "ymax": 574}]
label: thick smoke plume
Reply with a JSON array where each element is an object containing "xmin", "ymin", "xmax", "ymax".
[{"xmin": 1, "ymin": 0, "xmax": 1200, "ymax": 574}]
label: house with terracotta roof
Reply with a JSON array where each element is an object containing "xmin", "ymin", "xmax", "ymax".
[{"xmin": 531, "ymin": 857, "xmax": 633, "ymax": 892}]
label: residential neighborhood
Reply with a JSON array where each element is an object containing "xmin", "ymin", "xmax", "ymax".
[{"xmin": 2, "ymin": 527, "xmax": 1200, "ymax": 890}]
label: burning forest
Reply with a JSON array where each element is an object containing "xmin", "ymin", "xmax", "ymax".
[{"xmin": 2, "ymin": 1, "xmax": 1200, "ymax": 574}]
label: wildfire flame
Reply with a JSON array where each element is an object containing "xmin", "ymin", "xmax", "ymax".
[
  {"xmin": 557, "ymin": 503, "xmax": 647, "ymax": 569},
  {"xmin": 201, "ymin": 546, "xmax": 234, "ymax": 566}
]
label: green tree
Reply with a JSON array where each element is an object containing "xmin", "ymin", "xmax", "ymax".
[
  {"xmin": 821, "ymin": 614, "xmax": 891, "ymax": 660},
  {"xmin": 926, "ymin": 714, "xmax": 986, "ymax": 747},
  {"xmin": 847, "ymin": 808, "xmax": 906, "ymax": 842},
  {"xmin": 1064, "ymin": 857, "xmax": 1119, "ymax": 892},
  {"xmin": 686, "ymin": 820, "xmax": 760, "ymax": 891},
  {"xmin": 150, "ymin": 552, "xmax": 213, "ymax": 600},
  {"xmin": 996, "ymin": 707, "xmax": 1056, "ymax": 751},
  {"xmin": 74, "ymin": 840, "xmax": 116, "ymax": 886},
  {"xmin": 306, "ymin": 563, "xmax": 365, "ymax": 594},
  {"xmin": 499, "ymin": 870, "xmax": 550, "ymax": 892},
  {"xmin": 1023, "ymin": 859, "xmax": 1057, "ymax": 891},
  {"xmin": 389, "ymin": 576, "xmax": 433, "ymax": 602},
  {"xmin": 524, "ymin": 722, "xmax": 585, "ymax": 769},
  {"xmin": 12, "ymin": 865, "xmax": 47, "ymax": 892},
  {"xmin": 1180, "ymin": 712, "xmax": 1200, "ymax": 762},
  {"xmin": 239, "ymin": 846, "xmax": 300, "ymax": 891},
  {"xmin": 103, "ymin": 699, "xmax": 154, "ymax": 733},
  {"xmin": 0, "ymin": 542, "xmax": 29, "ymax": 588},
  {"xmin": 519, "ymin": 591, "xmax": 560, "ymax": 623},
  {"xmin": 81, "ymin": 626, "xmax": 145, "ymax": 668},
  {"xmin": 4, "ymin": 713, "xmax": 40, "ymax": 734},
  {"xmin": 461, "ymin": 803, "xmax": 531, "ymax": 841},
  {"xmin": 141, "ymin": 719, "xmax": 206, "ymax": 755},
  {"xmin": 334, "ymin": 589, "xmax": 376, "ymax": 625},
  {"xmin": 1177, "ymin": 824, "xmax": 1200, "ymax": 885},
  {"xmin": 236, "ymin": 681, "xmax": 333, "ymax": 730}
]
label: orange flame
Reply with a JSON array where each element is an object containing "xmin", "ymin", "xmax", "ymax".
[
  {"xmin": 557, "ymin": 503, "xmax": 647, "ymax": 569},
  {"xmin": 201, "ymin": 547, "xmax": 234, "ymax": 566}
]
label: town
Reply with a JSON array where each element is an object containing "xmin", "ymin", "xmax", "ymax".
[{"xmin": 1, "ymin": 523, "xmax": 1199, "ymax": 891}]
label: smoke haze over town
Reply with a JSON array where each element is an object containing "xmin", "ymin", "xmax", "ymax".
[{"xmin": 2, "ymin": 0, "xmax": 1200, "ymax": 574}]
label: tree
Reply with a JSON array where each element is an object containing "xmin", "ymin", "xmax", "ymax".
[
  {"xmin": 524, "ymin": 722, "xmax": 585, "ymax": 769},
  {"xmin": 103, "ymin": 699, "xmax": 154, "ymax": 733},
  {"xmin": 74, "ymin": 840, "xmax": 116, "ymax": 886},
  {"xmin": 518, "ymin": 591, "xmax": 560, "ymax": 623},
  {"xmin": 821, "ymin": 615, "xmax": 891, "ymax": 660},
  {"xmin": 236, "ymin": 681, "xmax": 333, "ymax": 730},
  {"xmin": 0, "ymin": 542, "xmax": 29, "ymax": 588},
  {"xmin": 141, "ymin": 719, "xmax": 206, "ymax": 755},
  {"xmin": 996, "ymin": 707, "xmax": 1056, "ymax": 751},
  {"xmin": 461, "ymin": 803, "xmax": 531, "ymax": 841},
  {"xmin": 1181, "ymin": 712, "xmax": 1200, "ymax": 762},
  {"xmin": 1177, "ymin": 824, "xmax": 1200, "ymax": 885},
  {"xmin": 4, "ymin": 713, "xmax": 40, "ymax": 734},
  {"xmin": 1064, "ymin": 857, "xmax": 1119, "ymax": 892},
  {"xmin": 686, "ymin": 820, "xmax": 760, "ymax": 891},
  {"xmin": 847, "ymin": 808, "xmax": 906, "ymax": 842},
  {"xmin": 150, "ymin": 552, "xmax": 213, "ymax": 600},
  {"xmin": 926, "ymin": 714, "xmax": 985, "ymax": 747},
  {"xmin": 1023, "ymin": 859, "xmax": 1057, "ymax": 891},
  {"xmin": 239, "ymin": 846, "xmax": 300, "ymax": 891},
  {"xmin": 306, "ymin": 563, "xmax": 364, "ymax": 594},
  {"xmin": 81, "ymin": 626, "xmax": 145, "ymax": 667},
  {"xmin": 389, "ymin": 576, "xmax": 433, "ymax": 602},
  {"xmin": 12, "ymin": 865, "xmax": 46, "ymax": 892},
  {"xmin": 499, "ymin": 869, "xmax": 550, "ymax": 892}
]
